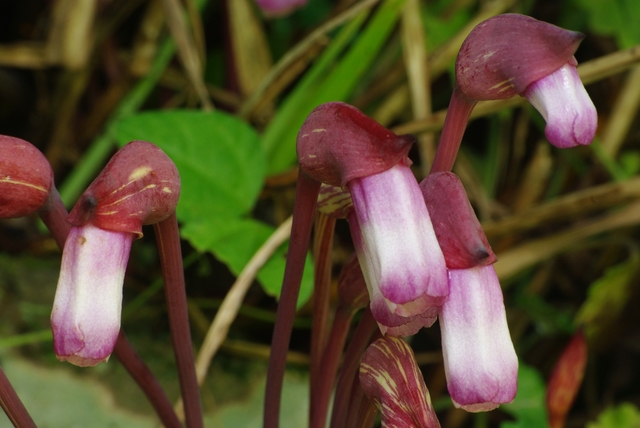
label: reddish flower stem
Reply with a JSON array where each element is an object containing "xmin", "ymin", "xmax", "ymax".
[
  {"xmin": 38, "ymin": 187, "xmax": 71, "ymax": 250},
  {"xmin": 154, "ymin": 213, "xmax": 203, "ymax": 428},
  {"xmin": 347, "ymin": 378, "xmax": 377, "ymax": 428},
  {"xmin": 309, "ymin": 213, "xmax": 336, "ymax": 428},
  {"xmin": 329, "ymin": 308, "xmax": 378, "ymax": 428},
  {"xmin": 312, "ymin": 306, "xmax": 356, "ymax": 428},
  {"xmin": 264, "ymin": 171, "xmax": 320, "ymax": 428},
  {"xmin": 113, "ymin": 330, "xmax": 183, "ymax": 428},
  {"xmin": 40, "ymin": 186, "xmax": 185, "ymax": 428},
  {"xmin": 429, "ymin": 88, "xmax": 477, "ymax": 174},
  {"xmin": 0, "ymin": 367, "xmax": 36, "ymax": 428}
]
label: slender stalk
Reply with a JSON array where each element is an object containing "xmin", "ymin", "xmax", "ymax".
[
  {"xmin": 154, "ymin": 213, "xmax": 203, "ymax": 428},
  {"xmin": 0, "ymin": 367, "xmax": 36, "ymax": 428},
  {"xmin": 40, "ymin": 186, "xmax": 185, "ymax": 428},
  {"xmin": 264, "ymin": 171, "xmax": 321, "ymax": 428},
  {"xmin": 312, "ymin": 306, "xmax": 355, "ymax": 428},
  {"xmin": 429, "ymin": 87, "xmax": 477, "ymax": 173},
  {"xmin": 309, "ymin": 213, "xmax": 336, "ymax": 428},
  {"xmin": 39, "ymin": 186, "xmax": 71, "ymax": 250},
  {"xmin": 329, "ymin": 308, "xmax": 378, "ymax": 428},
  {"xmin": 346, "ymin": 377, "xmax": 377, "ymax": 428},
  {"xmin": 113, "ymin": 331, "xmax": 183, "ymax": 428}
]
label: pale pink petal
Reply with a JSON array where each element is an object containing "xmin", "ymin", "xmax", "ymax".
[
  {"xmin": 440, "ymin": 265, "xmax": 518, "ymax": 412},
  {"xmin": 51, "ymin": 225, "xmax": 133, "ymax": 367},
  {"xmin": 524, "ymin": 63, "xmax": 597, "ymax": 148}
]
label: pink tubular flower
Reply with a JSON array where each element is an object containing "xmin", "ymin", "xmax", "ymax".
[
  {"xmin": 439, "ymin": 265, "xmax": 518, "ymax": 412},
  {"xmin": 456, "ymin": 14, "xmax": 597, "ymax": 148},
  {"xmin": 254, "ymin": 0, "xmax": 307, "ymax": 18},
  {"xmin": 298, "ymin": 102, "xmax": 448, "ymax": 336},
  {"xmin": 51, "ymin": 141, "xmax": 180, "ymax": 366},
  {"xmin": 348, "ymin": 164, "xmax": 447, "ymax": 335},
  {"xmin": 524, "ymin": 63, "xmax": 597, "ymax": 148}
]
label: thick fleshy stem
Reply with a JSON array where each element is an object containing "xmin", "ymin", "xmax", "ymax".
[
  {"xmin": 113, "ymin": 331, "xmax": 183, "ymax": 428},
  {"xmin": 42, "ymin": 187, "xmax": 184, "ymax": 428},
  {"xmin": 264, "ymin": 171, "xmax": 321, "ymax": 428},
  {"xmin": 329, "ymin": 308, "xmax": 378, "ymax": 428},
  {"xmin": 154, "ymin": 212, "xmax": 203, "ymax": 428},
  {"xmin": 0, "ymin": 367, "xmax": 36, "ymax": 428},
  {"xmin": 429, "ymin": 88, "xmax": 477, "ymax": 174},
  {"xmin": 309, "ymin": 213, "xmax": 336, "ymax": 428}
]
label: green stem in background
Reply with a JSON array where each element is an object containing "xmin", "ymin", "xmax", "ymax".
[
  {"xmin": 429, "ymin": 87, "xmax": 477, "ymax": 174},
  {"xmin": 264, "ymin": 171, "xmax": 321, "ymax": 428},
  {"xmin": 58, "ymin": 0, "xmax": 211, "ymax": 207},
  {"xmin": 113, "ymin": 331, "xmax": 183, "ymax": 428},
  {"xmin": 309, "ymin": 213, "xmax": 336, "ymax": 428},
  {"xmin": 154, "ymin": 212, "xmax": 203, "ymax": 428},
  {"xmin": 0, "ymin": 368, "xmax": 36, "ymax": 428},
  {"xmin": 329, "ymin": 308, "xmax": 378, "ymax": 428}
]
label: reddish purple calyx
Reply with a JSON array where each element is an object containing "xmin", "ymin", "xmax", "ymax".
[
  {"xmin": 297, "ymin": 102, "xmax": 415, "ymax": 187},
  {"xmin": 456, "ymin": 14, "xmax": 584, "ymax": 101},
  {"xmin": 67, "ymin": 141, "xmax": 180, "ymax": 237},
  {"xmin": 0, "ymin": 135, "xmax": 53, "ymax": 218},
  {"xmin": 255, "ymin": 0, "xmax": 307, "ymax": 17},
  {"xmin": 420, "ymin": 172, "xmax": 496, "ymax": 269}
]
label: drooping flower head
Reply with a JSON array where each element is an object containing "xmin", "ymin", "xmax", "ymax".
[
  {"xmin": 51, "ymin": 141, "xmax": 180, "ymax": 366},
  {"xmin": 298, "ymin": 102, "xmax": 448, "ymax": 335},
  {"xmin": 0, "ymin": 135, "xmax": 53, "ymax": 218},
  {"xmin": 456, "ymin": 13, "xmax": 596, "ymax": 148},
  {"xmin": 420, "ymin": 172, "xmax": 517, "ymax": 411},
  {"xmin": 254, "ymin": 0, "xmax": 308, "ymax": 18}
]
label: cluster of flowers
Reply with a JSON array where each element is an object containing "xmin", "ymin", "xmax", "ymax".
[{"xmin": 296, "ymin": 13, "xmax": 597, "ymax": 417}]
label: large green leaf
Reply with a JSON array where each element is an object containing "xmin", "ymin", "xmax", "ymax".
[
  {"xmin": 501, "ymin": 363, "xmax": 549, "ymax": 428},
  {"xmin": 181, "ymin": 216, "xmax": 314, "ymax": 309},
  {"xmin": 111, "ymin": 110, "xmax": 266, "ymax": 222},
  {"xmin": 573, "ymin": 0, "xmax": 640, "ymax": 49},
  {"xmin": 587, "ymin": 403, "xmax": 640, "ymax": 428}
]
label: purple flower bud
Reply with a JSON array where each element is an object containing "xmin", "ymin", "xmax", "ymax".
[
  {"xmin": 524, "ymin": 64, "xmax": 597, "ymax": 148},
  {"xmin": 456, "ymin": 14, "xmax": 583, "ymax": 101},
  {"xmin": 52, "ymin": 141, "xmax": 180, "ymax": 366},
  {"xmin": 420, "ymin": 172, "xmax": 496, "ymax": 269},
  {"xmin": 439, "ymin": 265, "xmax": 518, "ymax": 412},
  {"xmin": 347, "ymin": 163, "xmax": 448, "ymax": 336},
  {"xmin": 360, "ymin": 336, "xmax": 441, "ymax": 427},
  {"xmin": 51, "ymin": 224, "xmax": 133, "ymax": 366},
  {"xmin": 0, "ymin": 135, "xmax": 53, "ymax": 218}
]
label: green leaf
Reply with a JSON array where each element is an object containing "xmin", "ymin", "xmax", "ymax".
[
  {"xmin": 587, "ymin": 403, "xmax": 640, "ymax": 428},
  {"xmin": 110, "ymin": 110, "xmax": 266, "ymax": 223},
  {"xmin": 501, "ymin": 363, "xmax": 549, "ymax": 428},
  {"xmin": 572, "ymin": 0, "xmax": 640, "ymax": 49},
  {"xmin": 181, "ymin": 217, "xmax": 314, "ymax": 308},
  {"xmin": 575, "ymin": 255, "xmax": 640, "ymax": 342},
  {"xmin": 263, "ymin": 0, "xmax": 407, "ymax": 175}
]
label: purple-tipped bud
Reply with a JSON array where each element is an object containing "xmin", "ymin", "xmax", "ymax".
[
  {"xmin": 360, "ymin": 336, "xmax": 441, "ymax": 428},
  {"xmin": 456, "ymin": 14, "xmax": 583, "ymax": 101},
  {"xmin": 51, "ymin": 224, "xmax": 133, "ymax": 366},
  {"xmin": 297, "ymin": 102, "xmax": 415, "ymax": 187},
  {"xmin": 52, "ymin": 141, "xmax": 180, "ymax": 366},
  {"xmin": 420, "ymin": 172, "xmax": 496, "ymax": 269},
  {"xmin": 347, "ymin": 163, "xmax": 448, "ymax": 336},
  {"xmin": 524, "ymin": 64, "xmax": 597, "ymax": 148},
  {"xmin": 67, "ymin": 141, "xmax": 180, "ymax": 238},
  {"xmin": 439, "ymin": 265, "xmax": 518, "ymax": 412},
  {"xmin": 255, "ymin": 0, "xmax": 307, "ymax": 17},
  {"xmin": 0, "ymin": 135, "xmax": 53, "ymax": 218}
]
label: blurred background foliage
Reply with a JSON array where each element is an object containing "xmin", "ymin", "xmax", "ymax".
[{"xmin": 1, "ymin": 0, "xmax": 640, "ymax": 426}]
